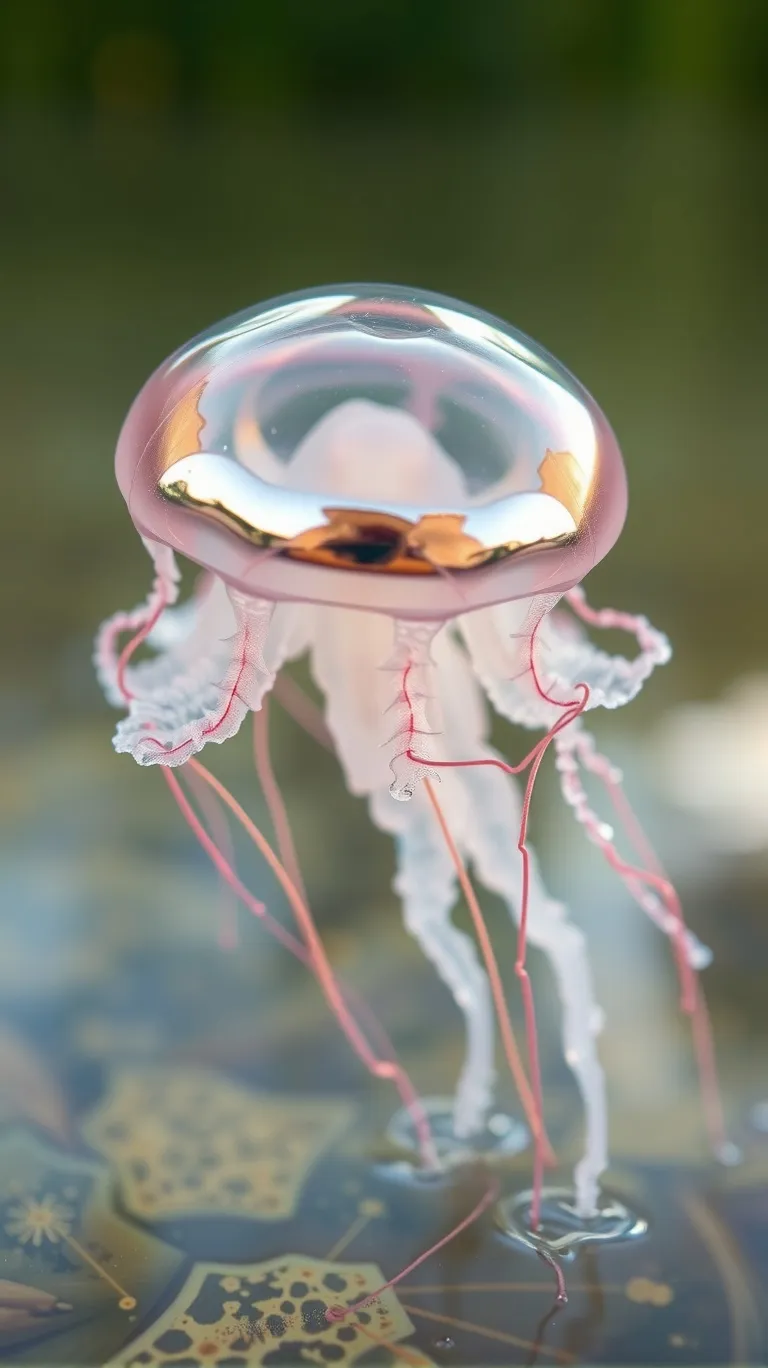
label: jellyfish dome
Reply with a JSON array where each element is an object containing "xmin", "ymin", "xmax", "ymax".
[
  {"xmin": 98, "ymin": 285, "xmax": 713, "ymax": 1228},
  {"xmin": 117, "ymin": 284, "xmax": 627, "ymax": 624}
]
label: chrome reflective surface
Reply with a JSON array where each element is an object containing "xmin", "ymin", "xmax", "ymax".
[{"xmin": 158, "ymin": 448, "xmax": 578, "ymax": 573}]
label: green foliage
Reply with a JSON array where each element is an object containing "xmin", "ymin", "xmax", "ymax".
[{"xmin": 1, "ymin": 0, "xmax": 767, "ymax": 115}]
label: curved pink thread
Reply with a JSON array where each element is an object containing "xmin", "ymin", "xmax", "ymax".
[
  {"xmin": 405, "ymin": 626, "xmax": 588, "ymax": 1230},
  {"xmin": 563, "ymin": 587, "xmax": 727, "ymax": 1153},
  {"xmin": 163, "ymin": 768, "xmax": 304, "ymax": 959},
  {"xmin": 557, "ymin": 732, "xmax": 726, "ymax": 1155},
  {"xmin": 184, "ymin": 768, "xmax": 240, "ymax": 950},
  {"xmin": 252, "ymin": 704, "xmax": 409, "ymax": 1076},
  {"xmin": 108, "ymin": 606, "xmax": 437, "ymax": 1168},
  {"xmin": 422, "ymin": 777, "xmax": 555, "ymax": 1167},
  {"xmin": 326, "ymin": 1173, "xmax": 501, "ymax": 1322},
  {"xmin": 187, "ymin": 756, "xmax": 438, "ymax": 1171},
  {"xmin": 106, "ymin": 604, "xmax": 541, "ymax": 1305},
  {"xmin": 168, "ymin": 722, "xmax": 507, "ymax": 1312},
  {"xmin": 116, "ymin": 601, "xmax": 166, "ymax": 702},
  {"xmin": 142, "ymin": 634, "xmax": 250, "ymax": 758},
  {"xmin": 513, "ymin": 634, "xmax": 587, "ymax": 1231},
  {"xmin": 272, "ymin": 669, "xmax": 569, "ymax": 1306}
]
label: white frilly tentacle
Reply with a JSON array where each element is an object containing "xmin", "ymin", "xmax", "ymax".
[
  {"xmin": 459, "ymin": 589, "xmax": 671, "ymax": 732},
  {"xmin": 552, "ymin": 586, "xmax": 672, "ymax": 710},
  {"xmin": 95, "ymin": 540, "xmax": 311, "ymax": 768},
  {"xmin": 307, "ymin": 606, "xmax": 494, "ymax": 1138},
  {"xmin": 113, "ymin": 587, "xmax": 275, "ymax": 767},
  {"xmin": 472, "ymin": 583, "xmax": 703, "ymax": 963},
  {"xmin": 431, "ymin": 625, "xmax": 607, "ymax": 1214},
  {"xmin": 370, "ymin": 785, "xmax": 496, "ymax": 1139},
  {"xmin": 116, "ymin": 574, "xmax": 235, "ymax": 705},
  {"xmin": 94, "ymin": 537, "xmax": 180, "ymax": 707},
  {"xmin": 309, "ymin": 606, "xmax": 610, "ymax": 1182},
  {"xmin": 384, "ymin": 619, "xmax": 444, "ymax": 803},
  {"xmin": 554, "ymin": 722, "xmax": 712, "ymax": 971}
]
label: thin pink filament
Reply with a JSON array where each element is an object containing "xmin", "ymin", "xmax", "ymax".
[
  {"xmin": 167, "ymin": 740, "xmax": 514, "ymax": 1325},
  {"xmin": 326, "ymin": 1173, "xmax": 501, "ymax": 1321},
  {"xmin": 253, "ymin": 699, "xmax": 309, "ymax": 904},
  {"xmin": 115, "ymin": 595, "xmax": 167, "ymax": 702},
  {"xmin": 570, "ymin": 740, "xmax": 694, "ymax": 1003},
  {"xmin": 272, "ymin": 670, "xmax": 557, "ymax": 1155},
  {"xmin": 405, "ymin": 630, "xmax": 588, "ymax": 1230},
  {"xmin": 173, "ymin": 758, "xmax": 401, "ymax": 1073},
  {"xmin": 252, "ymin": 703, "xmax": 408, "ymax": 1074},
  {"xmin": 512, "ymin": 640, "xmax": 586, "ymax": 1231},
  {"xmin": 565, "ymin": 589, "xmax": 727, "ymax": 1153},
  {"xmin": 162, "ymin": 768, "xmax": 309, "ymax": 960},
  {"xmin": 110, "ymin": 607, "xmax": 515, "ymax": 1300},
  {"xmin": 536, "ymin": 1245, "xmax": 568, "ymax": 1305},
  {"xmin": 111, "ymin": 609, "xmax": 436, "ymax": 1163},
  {"xmin": 422, "ymin": 777, "xmax": 554, "ymax": 1169},
  {"xmin": 272, "ymin": 673, "xmax": 336, "ymax": 752},
  {"xmin": 186, "ymin": 756, "xmax": 438, "ymax": 1171},
  {"xmin": 185, "ymin": 768, "xmax": 239, "ymax": 950},
  {"xmin": 569, "ymin": 738, "xmax": 727, "ymax": 1154},
  {"xmin": 588, "ymin": 755, "xmax": 662, "ymax": 876}
]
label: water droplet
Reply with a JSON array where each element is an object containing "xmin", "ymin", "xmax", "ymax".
[
  {"xmin": 690, "ymin": 941, "xmax": 713, "ymax": 970},
  {"xmin": 716, "ymin": 1140, "xmax": 743, "ymax": 1166},
  {"xmin": 488, "ymin": 1112, "xmax": 511, "ymax": 1137}
]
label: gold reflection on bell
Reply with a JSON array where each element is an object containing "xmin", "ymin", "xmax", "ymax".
[
  {"xmin": 537, "ymin": 449, "xmax": 591, "ymax": 523},
  {"xmin": 158, "ymin": 448, "xmax": 582, "ymax": 575}
]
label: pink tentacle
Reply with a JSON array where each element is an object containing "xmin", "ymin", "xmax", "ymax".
[
  {"xmin": 187, "ymin": 756, "xmax": 439, "ymax": 1170},
  {"xmin": 184, "ymin": 768, "xmax": 240, "ymax": 950},
  {"xmin": 406, "ymin": 625, "xmax": 588, "ymax": 1230},
  {"xmin": 94, "ymin": 539, "xmax": 179, "ymax": 705},
  {"xmin": 326, "ymin": 1173, "xmax": 502, "ymax": 1321},
  {"xmin": 252, "ymin": 703, "xmax": 404, "ymax": 1070},
  {"xmin": 564, "ymin": 584, "xmax": 671, "ymax": 702},
  {"xmin": 553, "ymin": 725, "xmax": 728, "ymax": 1157}
]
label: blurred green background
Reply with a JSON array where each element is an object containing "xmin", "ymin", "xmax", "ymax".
[
  {"xmin": 1, "ymin": 0, "xmax": 768, "ymax": 1195},
  {"xmin": 2, "ymin": 0, "xmax": 767, "ymax": 716}
]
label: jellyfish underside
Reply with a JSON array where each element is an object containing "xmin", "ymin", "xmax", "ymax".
[{"xmin": 96, "ymin": 393, "xmax": 707, "ymax": 1224}]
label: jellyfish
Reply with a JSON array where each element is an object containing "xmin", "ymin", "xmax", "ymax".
[{"xmin": 95, "ymin": 285, "xmax": 725, "ymax": 1230}]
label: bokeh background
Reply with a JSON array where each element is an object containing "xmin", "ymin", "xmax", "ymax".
[{"xmin": 2, "ymin": 0, "xmax": 768, "ymax": 1250}]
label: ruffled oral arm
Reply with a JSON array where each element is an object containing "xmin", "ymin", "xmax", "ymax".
[
  {"xmin": 306, "ymin": 605, "xmax": 495, "ymax": 1136},
  {"xmin": 459, "ymin": 590, "xmax": 671, "ymax": 731},
  {"xmin": 94, "ymin": 537, "xmax": 181, "ymax": 707},
  {"xmin": 96, "ymin": 539, "xmax": 311, "ymax": 768}
]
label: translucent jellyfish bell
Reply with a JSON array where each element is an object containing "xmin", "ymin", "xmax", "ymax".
[
  {"xmin": 118, "ymin": 283, "xmax": 627, "ymax": 621},
  {"xmin": 97, "ymin": 284, "xmax": 723, "ymax": 1247}
]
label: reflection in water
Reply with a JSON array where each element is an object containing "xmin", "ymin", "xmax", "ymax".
[{"xmin": 496, "ymin": 1187, "xmax": 648, "ymax": 1259}]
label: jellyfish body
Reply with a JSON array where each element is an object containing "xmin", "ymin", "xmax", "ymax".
[{"xmin": 96, "ymin": 286, "xmax": 680, "ymax": 1216}]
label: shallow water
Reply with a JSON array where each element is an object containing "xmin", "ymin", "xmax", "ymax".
[{"xmin": 1, "ymin": 107, "xmax": 767, "ymax": 1364}]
